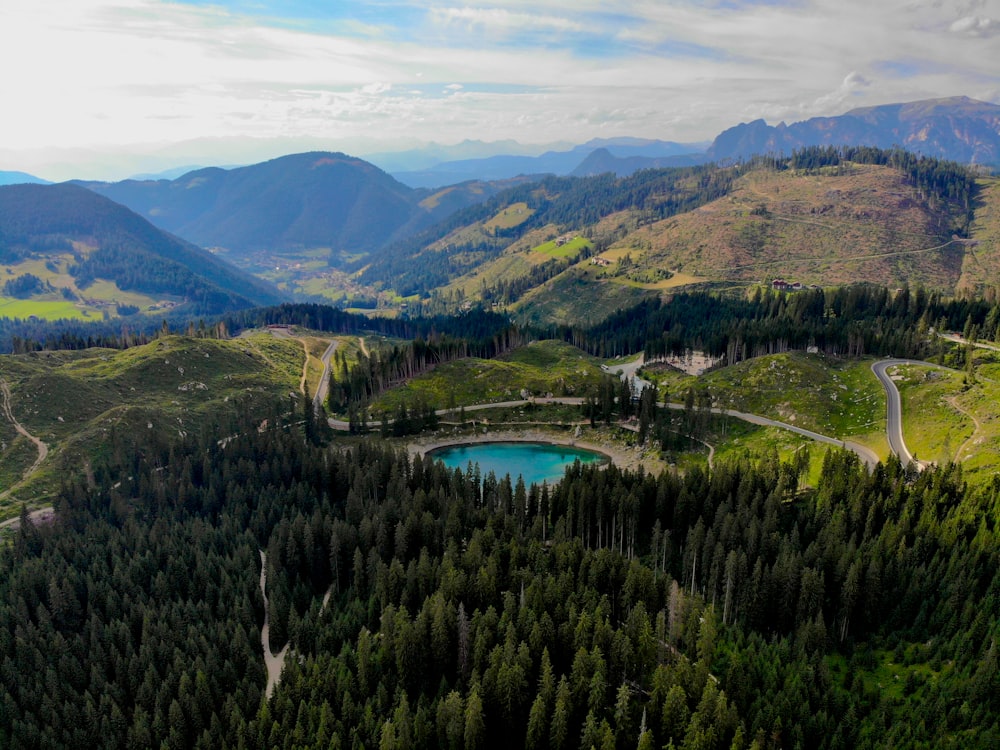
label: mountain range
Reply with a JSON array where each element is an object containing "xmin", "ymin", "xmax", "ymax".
[
  {"xmin": 385, "ymin": 97, "xmax": 1000, "ymax": 186},
  {"xmin": 77, "ymin": 152, "xmax": 525, "ymax": 263},
  {"xmin": 390, "ymin": 138, "xmax": 706, "ymax": 188},
  {"xmin": 707, "ymin": 96, "xmax": 1000, "ymax": 164},
  {"xmin": 1, "ymin": 96, "xmax": 997, "ymax": 324},
  {"xmin": 0, "ymin": 171, "xmax": 50, "ymax": 187}
]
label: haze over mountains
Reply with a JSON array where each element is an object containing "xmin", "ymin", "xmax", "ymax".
[
  {"xmin": 383, "ymin": 97, "xmax": 1000, "ymax": 186},
  {"xmin": 0, "ymin": 171, "xmax": 50, "ymax": 187}
]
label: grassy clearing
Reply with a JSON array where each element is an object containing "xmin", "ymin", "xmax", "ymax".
[
  {"xmin": 890, "ymin": 363, "xmax": 972, "ymax": 466},
  {"xmin": 698, "ymin": 353, "xmax": 889, "ymax": 457},
  {"xmin": 0, "ymin": 334, "xmax": 304, "ymax": 510},
  {"xmin": 367, "ymin": 341, "xmax": 604, "ymax": 415},
  {"xmin": 605, "ymin": 271, "xmax": 707, "ymax": 290},
  {"xmin": 483, "ymin": 202, "xmax": 533, "ymax": 231},
  {"xmin": 533, "ymin": 236, "xmax": 591, "ymax": 259},
  {"xmin": 0, "ymin": 297, "xmax": 94, "ymax": 321}
]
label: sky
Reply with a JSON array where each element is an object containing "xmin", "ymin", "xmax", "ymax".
[{"xmin": 2, "ymin": 0, "xmax": 999, "ymax": 180}]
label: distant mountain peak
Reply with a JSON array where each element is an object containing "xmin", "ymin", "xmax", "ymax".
[{"xmin": 708, "ymin": 96, "xmax": 1000, "ymax": 164}]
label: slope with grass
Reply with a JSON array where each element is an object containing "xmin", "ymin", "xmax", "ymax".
[
  {"xmin": 613, "ymin": 163, "xmax": 970, "ymax": 289},
  {"xmin": 882, "ymin": 350, "xmax": 1000, "ymax": 482},
  {"xmin": 638, "ymin": 352, "xmax": 890, "ymax": 458},
  {"xmin": 0, "ymin": 183, "xmax": 283, "ymax": 317},
  {"xmin": 370, "ymin": 154, "xmax": 983, "ymax": 325},
  {"xmin": 959, "ymin": 176, "xmax": 1000, "ymax": 294},
  {"xmin": 0, "ymin": 333, "xmax": 303, "ymax": 515},
  {"xmin": 362, "ymin": 340, "xmax": 605, "ymax": 416}
]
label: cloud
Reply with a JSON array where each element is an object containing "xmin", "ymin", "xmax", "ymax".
[
  {"xmin": 811, "ymin": 71, "xmax": 873, "ymax": 112},
  {"xmin": 2, "ymin": 0, "xmax": 1000, "ymax": 179},
  {"xmin": 360, "ymin": 81, "xmax": 392, "ymax": 95},
  {"xmin": 950, "ymin": 15, "xmax": 1000, "ymax": 37},
  {"xmin": 429, "ymin": 6, "xmax": 584, "ymax": 35}
]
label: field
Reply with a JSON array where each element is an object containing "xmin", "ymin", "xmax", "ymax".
[
  {"xmin": 532, "ymin": 236, "xmax": 591, "ymax": 259},
  {"xmin": 0, "ymin": 252, "xmax": 177, "ymax": 319},
  {"xmin": 482, "ymin": 202, "xmax": 533, "ymax": 231},
  {"xmin": 0, "ymin": 297, "xmax": 94, "ymax": 321}
]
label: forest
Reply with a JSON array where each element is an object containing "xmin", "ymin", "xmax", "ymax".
[{"xmin": 1, "ymin": 381, "xmax": 998, "ymax": 748}]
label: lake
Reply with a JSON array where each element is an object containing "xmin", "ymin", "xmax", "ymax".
[{"xmin": 427, "ymin": 441, "xmax": 609, "ymax": 486}]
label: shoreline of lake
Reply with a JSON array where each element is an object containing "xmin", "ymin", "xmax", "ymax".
[{"xmin": 407, "ymin": 427, "xmax": 660, "ymax": 475}]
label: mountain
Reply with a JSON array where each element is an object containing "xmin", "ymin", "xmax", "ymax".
[
  {"xmin": 76, "ymin": 152, "xmax": 519, "ymax": 267},
  {"xmin": 0, "ymin": 171, "xmax": 50, "ymax": 187},
  {"xmin": 0, "ymin": 183, "xmax": 283, "ymax": 315},
  {"xmin": 363, "ymin": 139, "xmax": 560, "ymax": 173},
  {"xmin": 708, "ymin": 96, "xmax": 1000, "ymax": 165},
  {"xmin": 78, "ymin": 152, "xmax": 422, "ymax": 257},
  {"xmin": 127, "ymin": 165, "xmax": 218, "ymax": 181},
  {"xmin": 392, "ymin": 138, "xmax": 705, "ymax": 187},
  {"xmin": 570, "ymin": 147, "xmax": 706, "ymax": 177},
  {"xmin": 355, "ymin": 146, "xmax": 990, "ymax": 325}
]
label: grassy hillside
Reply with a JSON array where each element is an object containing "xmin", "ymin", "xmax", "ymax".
[
  {"xmin": 635, "ymin": 351, "xmax": 890, "ymax": 457},
  {"xmin": 360, "ymin": 154, "xmax": 984, "ymax": 325},
  {"xmin": 612, "ymin": 163, "xmax": 966, "ymax": 288},
  {"xmin": 0, "ymin": 333, "xmax": 303, "ymax": 514},
  {"xmin": 364, "ymin": 340, "xmax": 605, "ymax": 415},
  {"xmin": 959, "ymin": 176, "xmax": 1000, "ymax": 294},
  {"xmin": 0, "ymin": 183, "xmax": 283, "ymax": 318}
]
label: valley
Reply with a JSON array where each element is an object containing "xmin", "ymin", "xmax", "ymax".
[{"xmin": 2, "ymin": 97, "xmax": 1000, "ymax": 750}]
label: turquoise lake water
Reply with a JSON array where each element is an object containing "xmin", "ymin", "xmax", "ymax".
[{"xmin": 427, "ymin": 442, "xmax": 609, "ymax": 486}]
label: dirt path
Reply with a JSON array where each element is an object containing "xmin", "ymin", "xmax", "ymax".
[
  {"xmin": 947, "ymin": 395, "xmax": 982, "ymax": 462},
  {"xmin": 359, "ymin": 337, "xmax": 369, "ymax": 357},
  {"xmin": 296, "ymin": 341, "xmax": 309, "ymax": 396},
  {"xmin": 258, "ymin": 550, "xmax": 289, "ymax": 701},
  {"xmin": 0, "ymin": 378, "xmax": 49, "ymax": 500}
]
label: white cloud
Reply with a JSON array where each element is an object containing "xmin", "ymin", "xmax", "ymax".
[
  {"xmin": 950, "ymin": 15, "xmax": 1000, "ymax": 36},
  {"xmin": 1, "ymin": 0, "xmax": 998, "ymax": 179},
  {"xmin": 429, "ymin": 6, "xmax": 584, "ymax": 34}
]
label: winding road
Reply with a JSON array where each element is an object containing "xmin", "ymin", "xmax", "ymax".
[
  {"xmin": 871, "ymin": 360, "xmax": 915, "ymax": 465},
  {"xmin": 870, "ymin": 358, "xmax": 956, "ymax": 468},
  {"xmin": 312, "ymin": 340, "xmax": 338, "ymax": 414},
  {"xmin": 329, "ymin": 395, "xmax": 881, "ymax": 468}
]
